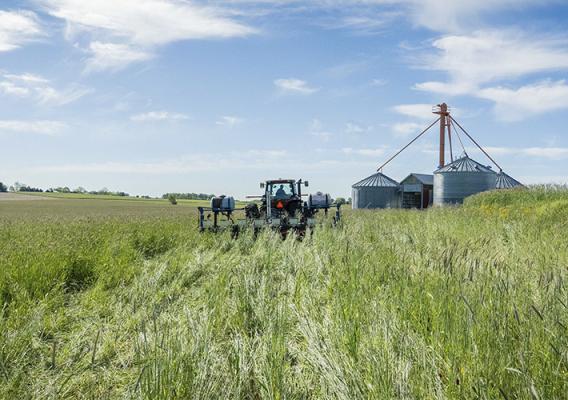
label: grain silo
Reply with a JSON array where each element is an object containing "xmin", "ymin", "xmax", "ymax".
[
  {"xmin": 433, "ymin": 156, "xmax": 497, "ymax": 205},
  {"xmin": 360, "ymin": 103, "xmax": 520, "ymax": 207},
  {"xmin": 352, "ymin": 172, "xmax": 400, "ymax": 209},
  {"xmin": 496, "ymin": 171, "xmax": 522, "ymax": 189}
]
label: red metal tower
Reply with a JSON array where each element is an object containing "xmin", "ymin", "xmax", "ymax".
[{"xmin": 433, "ymin": 103, "xmax": 450, "ymax": 168}]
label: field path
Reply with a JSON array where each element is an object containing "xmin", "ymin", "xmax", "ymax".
[{"xmin": 0, "ymin": 193, "xmax": 54, "ymax": 201}]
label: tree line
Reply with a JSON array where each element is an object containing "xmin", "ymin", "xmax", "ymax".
[
  {"xmin": 0, "ymin": 181, "xmax": 213, "ymax": 201},
  {"xmin": 161, "ymin": 193, "xmax": 214, "ymax": 200},
  {"xmin": 0, "ymin": 181, "xmax": 351, "ymax": 204},
  {"xmin": 0, "ymin": 182, "xmax": 130, "ymax": 197}
]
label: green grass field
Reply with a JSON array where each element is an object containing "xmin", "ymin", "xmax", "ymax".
[
  {"xmin": 16, "ymin": 191, "xmax": 214, "ymax": 205},
  {"xmin": 0, "ymin": 188, "xmax": 566, "ymax": 399}
]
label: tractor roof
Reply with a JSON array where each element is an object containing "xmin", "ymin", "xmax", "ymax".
[{"xmin": 266, "ymin": 179, "xmax": 295, "ymax": 184}]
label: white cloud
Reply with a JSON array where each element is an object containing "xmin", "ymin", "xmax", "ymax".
[
  {"xmin": 522, "ymin": 147, "xmax": 568, "ymax": 159},
  {"xmin": 392, "ymin": 122, "xmax": 422, "ymax": 137},
  {"xmin": 40, "ymin": 0, "xmax": 256, "ymax": 71},
  {"xmin": 477, "ymin": 80, "xmax": 568, "ymax": 121},
  {"xmin": 130, "ymin": 111, "xmax": 190, "ymax": 122},
  {"xmin": 322, "ymin": 14, "xmax": 395, "ymax": 35},
  {"xmin": 324, "ymin": 61, "xmax": 369, "ymax": 79},
  {"xmin": 36, "ymin": 85, "xmax": 93, "ymax": 106},
  {"xmin": 417, "ymin": 31, "xmax": 568, "ymax": 89},
  {"xmin": 85, "ymin": 42, "xmax": 153, "ymax": 73},
  {"xmin": 391, "ymin": 104, "xmax": 463, "ymax": 138},
  {"xmin": 216, "ymin": 115, "xmax": 244, "ymax": 127},
  {"xmin": 25, "ymin": 148, "xmax": 383, "ymax": 182},
  {"xmin": 342, "ymin": 147, "xmax": 386, "ymax": 157},
  {"xmin": 370, "ymin": 78, "xmax": 388, "ymax": 86},
  {"xmin": 413, "ymin": 81, "xmax": 475, "ymax": 96},
  {"xmin": 0, "ymin": 80, "xmax": 30, "ymax": 97},
  {"xmin": 0, "ymin": 10, "xmax": 44, "ymax": 52},
  {"xmin": 246, "ymin": 149, "xmax": 287, "ymax": 158},
  {"xmin": 202, "ymin": 0, "xmax": 548, "ymax": 34},
  {"xmin": 345, "ymin": 122, "xmax": 371, "ymax": 135},
  {"xmin": 207, "ymin": 0, "xmax": 551, "ymax": 34},
  {"xmin": 340, "ymin": 16, "xmax": 387, "ymax": 30},
  {"xmin": 517, "ymin": 175, "xmax": 568, "ymax": 185},
  {"xmin": 412, "ymin": 30, "xmax": 568, "ymax": 120},
  {"xmin": 274, "ymin": 78, "xmax": 319, "ymax": 95},
  {"xmin": 392, "ymin": 103, "xmax": 435, "ymax": 120},
  {"xmin": 309, "ymin": 118, "xmax": 332, "ymax": 141},
  {"xmin": 310, "ymin": 118, "xmax": 324, "ymax": 132},
  {"xmin": 470, "ymin": 146, "xmax": 568, "ymax": 160},
  {"xmin": 4, "ymin": 73, "xmax": 49, "ymax": 84},
  {"xmin": 310, "ymin": 131, "xmax": 333, "ymax": 141},
  {"xmin": 403, "ymin": 0, "xmax": 547, "ymax": 33},
  {"xmin": 0, "ymin": 72, "xmax": 91, "ymax": 106},
  {"xmin": 33, "ymin": 149, "xmax": 291, "ymax": 174},
  {"xmin": 41, "ymin": 0, "xmax": 256, "ymax": 45},
  {"xmin": 0, "ymin": 120, "xmax": 66, "ymax": 135}
]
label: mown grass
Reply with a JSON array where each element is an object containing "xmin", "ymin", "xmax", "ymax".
[{"xmin": 0, "ymin": 188, "xmax": 567, "ymax": 399}]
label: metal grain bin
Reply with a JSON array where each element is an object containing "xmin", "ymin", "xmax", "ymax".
[
  {"xmin": 433, "ymin": 156, "xmax": 497, "ymax": 206},
  {"xmin": 496, "ymin": 171, "xmax": 522, "ymax": 189},
  {"xmin": 352, "ymin": 172, "xmax": 400, "ymax": 209}
]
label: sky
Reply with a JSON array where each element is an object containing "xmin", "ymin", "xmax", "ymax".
[{"xmin": 1, "ymin": 0, "xmax": 568, "ymax": 198}]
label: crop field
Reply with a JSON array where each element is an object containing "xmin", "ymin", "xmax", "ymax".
[{"xmin": 0, "ymin": 187, "xmax": 567, "ymax": 399}]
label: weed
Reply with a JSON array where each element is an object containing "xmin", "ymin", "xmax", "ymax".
[{"xmin": 0, "ymin": 188, "xmax": 566, "ymax": 399}]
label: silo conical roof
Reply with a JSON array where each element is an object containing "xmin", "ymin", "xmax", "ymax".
[
  {"xmin": 352, "ymin": 172, "xmax": 399, "ymax": 188},
  {"xmin": 496, "ymin": 172, "xmax": 522, "ymax": 189},
  {"xmin": 435, "ymin": 155, "xmax": 495, "ymax": 173}
]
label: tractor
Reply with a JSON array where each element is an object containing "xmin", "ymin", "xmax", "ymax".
[{"xmin": 197, "ymin": 178, "xmax": 341, "ymax": 236}]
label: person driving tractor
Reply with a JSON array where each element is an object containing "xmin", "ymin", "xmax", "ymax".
[{"xmin": 275, "ymin": 184, "xmax": 287, "ymax": 198}]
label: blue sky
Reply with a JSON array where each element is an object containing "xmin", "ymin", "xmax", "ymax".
[{"xmin": 1, "ymin": 0, "xmax": 568, "ymax": 198}]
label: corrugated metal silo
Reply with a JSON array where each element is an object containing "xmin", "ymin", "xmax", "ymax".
[
  {"xmin": 496, "ymin": 172, "xmax": 522, "ymax": 189},
  {"xmin": 352, "ymin": 172, "xmax": 400, "ymax": 209},
  {"xmin": 433, "ymin": 156, "xmax": 497, "ymax": 205}
]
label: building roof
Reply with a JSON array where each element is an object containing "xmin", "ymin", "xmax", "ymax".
[
  {"xmin": 496, "ymin": 172, "xmax": 523, "ymax": 189},
  {"xmin": 401, "ymin": 173, "xmax": 433, "ymax": 185},
  {"xmin": 435, "ymin": 155, "xmax": 495, "ymax": 174},
  {"xmin": 352, "ymin": 172, "xmax": 399, "ymax": 188}
]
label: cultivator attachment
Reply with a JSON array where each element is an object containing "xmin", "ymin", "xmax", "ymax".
[{"xmin": 198, "ymin": 178, "xmax": 341, "ymax": 235}]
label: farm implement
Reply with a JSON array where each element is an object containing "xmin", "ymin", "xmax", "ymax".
[{"xmin": 198, "ymin": 178, "xmax": 341, "ymax": 236}]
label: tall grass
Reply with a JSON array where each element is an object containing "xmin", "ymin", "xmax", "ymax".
[{"xmin": 0, "ymin": 188, "xmax": 567, "ymax": 399}]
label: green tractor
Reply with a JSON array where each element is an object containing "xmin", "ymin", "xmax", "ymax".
[{"xmin": 198, "ymin": 178, "xmax": 341, "ymax": 236}]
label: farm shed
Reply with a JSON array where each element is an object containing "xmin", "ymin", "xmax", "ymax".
[
  {"xmin": 352, "ymin": 172, "xmax": 400, "ymax": 209},
  {"xmin": 433, "ymin": 156, "xmax": 497, "ymax": 206},
  {"xmin": 400, "ymin": 173, "xmax": 433, "ymax": 209}
]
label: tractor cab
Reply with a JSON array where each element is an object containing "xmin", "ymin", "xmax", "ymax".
[
  {"xmin": 261, "ymin": 179, "xmax": 307, "ymax": 217},
  {"xmin": 268, "ymin": 181, "xmax": 295, "ymax": 199}
]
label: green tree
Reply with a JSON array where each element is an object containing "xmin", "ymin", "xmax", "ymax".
[
  {"xmin": 0, "ymin": 182, "xmax": 7, "ymax": 192},
  {"xmin": 167, "ymin": 194, "xmax": 177, "ymax": 205},
  {"xmin": 335, "ymin": 197, "xmax": 347, "ymax": 206}
]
